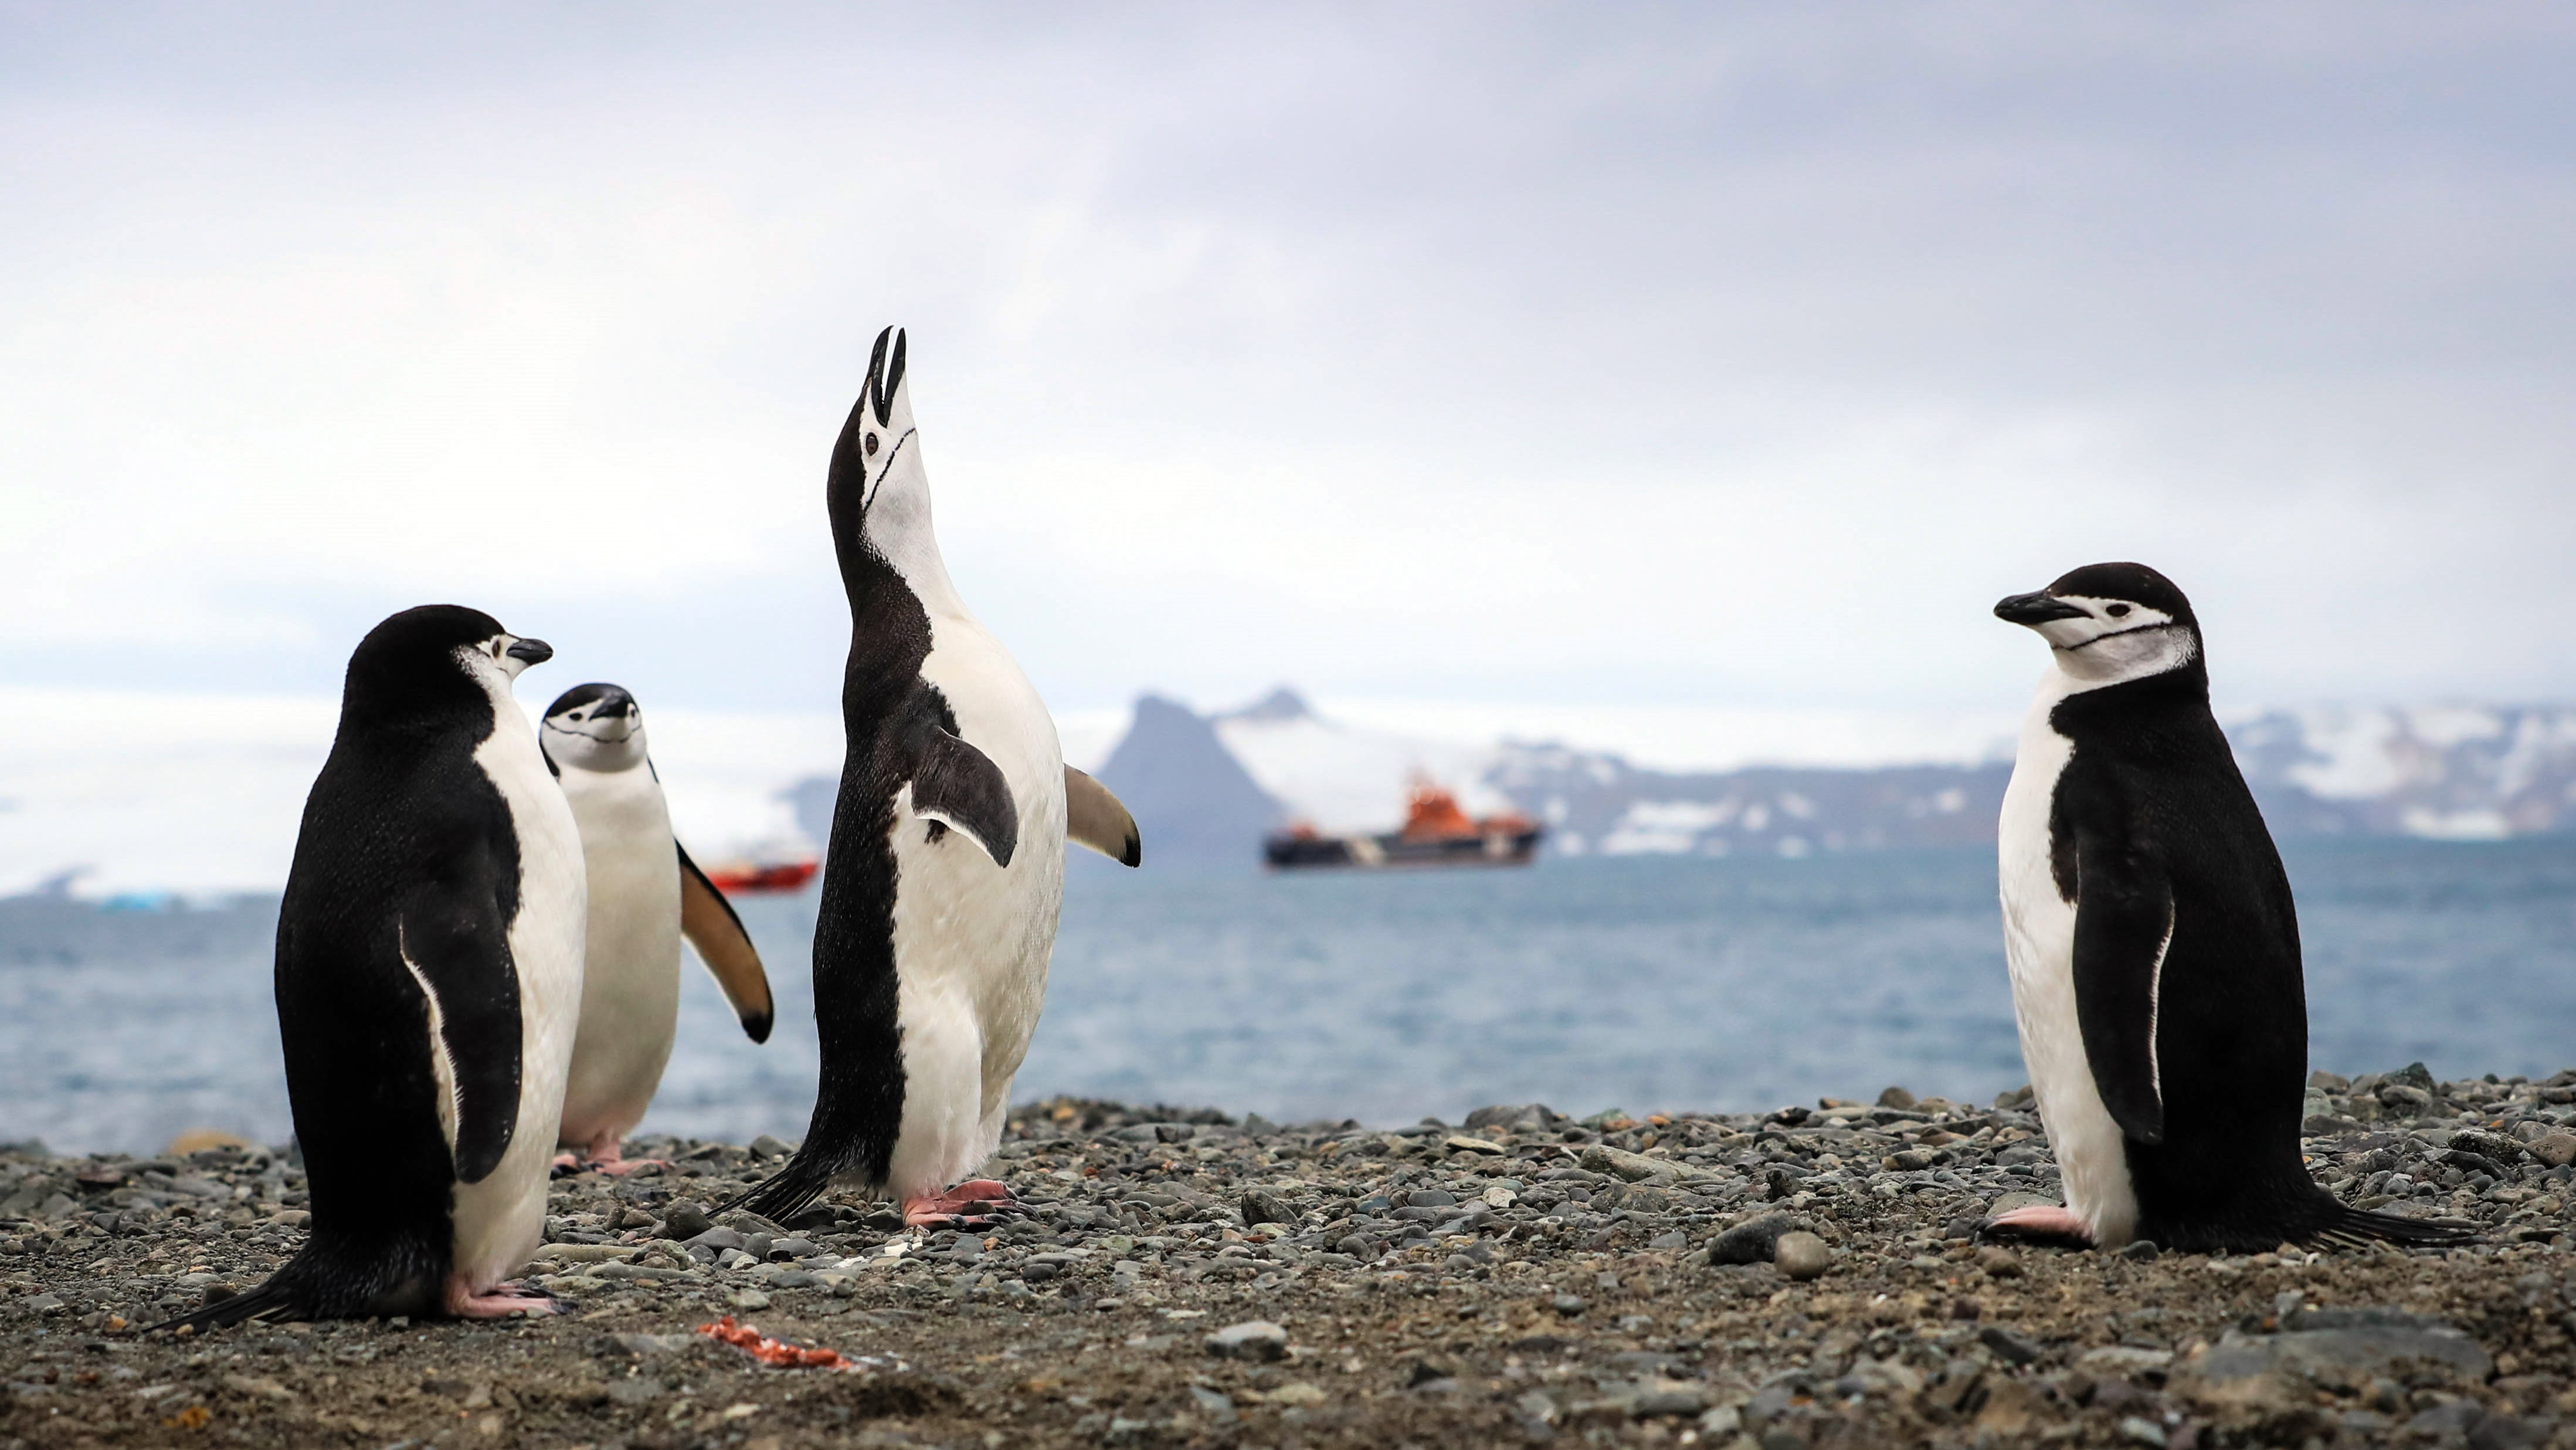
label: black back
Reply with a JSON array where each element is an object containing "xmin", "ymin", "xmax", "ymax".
[
  {"xmin": 2046, "ymin": 656, "xmax": 2322, "ymax": 1248},
  {"xmin": 2044, "ymin": 602, "xmax": 2460, "ymax": 1250},
  {"xmin": 186, "ymin": 605, "xmax": 532, "ymax": 1322}
]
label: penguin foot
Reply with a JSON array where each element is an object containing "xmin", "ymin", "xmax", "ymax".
[
  {"xmin": 902, "ymin": 1180, "xmax": 1019, "ymax": 1228},
  {"xmin": 552, "ymin": 1140, "xmax": 666, "ymax": 1178},
  {"xmin": 443, "ymin": 1278, "xmax": 561, "ymax": 1320},
  {"xmin": 1981, "ymin": 1205, "xmax": 2093, "ymax": 1246}
]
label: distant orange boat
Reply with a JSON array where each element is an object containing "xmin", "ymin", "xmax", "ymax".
[
  {"xmin": 1263, "ymin": 778, "xmax": 1542, "ymax": 869},
  {"xmin": 702, "ymin": 859, "xmax": 820, "ymax": 894}
]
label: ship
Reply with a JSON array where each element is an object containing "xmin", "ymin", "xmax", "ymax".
[
  {"xmin": 695, "ymin": 835, "xmax": 822, "ymax": 894},
  {"xmin": 1262, "ymin": 778, "xmax": 1543, "ymax": 869}
]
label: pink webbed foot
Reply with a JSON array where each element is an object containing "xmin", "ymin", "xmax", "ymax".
[
  {"xmin": 902, "ymin": 1179, "xmax": 1020, "ymax": 1228},
  {"xmin": 552, "ymin": 1137, "xmax": 666, "ymax": 1178},
  {"xmin": 443, "ymin": 1278, "xmax": 560, "ymax": 1320},
  {"xmin": 1981, "ymin": 1204, "xmax": 2094, "ymax": 1246}
]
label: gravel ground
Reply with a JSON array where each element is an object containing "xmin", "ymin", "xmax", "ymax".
[{"xmin": 9, "ymin": 1066, "xmax": 2576, "ymax": 1448}]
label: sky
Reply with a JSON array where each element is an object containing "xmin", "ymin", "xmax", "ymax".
[{"xmin": 5, "ymin": 2, "xmax": 2575, "ymax": 741}]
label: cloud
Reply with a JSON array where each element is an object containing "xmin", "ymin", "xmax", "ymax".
[{"xmin": 2, "ymin": 2, "xmax": 2571, "ymax": 716}]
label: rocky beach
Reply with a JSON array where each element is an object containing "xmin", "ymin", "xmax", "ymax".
[{"xmin": 7, "ymin": 1068, "xmax": 2576, "ymax": 1449}]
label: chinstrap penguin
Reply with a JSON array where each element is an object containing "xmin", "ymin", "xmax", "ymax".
[
  {"xmin": 160, "ymin": 605, "xmax": 588, "ymax": 1327},
  {"xmin": 542, "ymin": 683, "xmax": 774, "ymax": 1175},
  {"xmin": 1989, "ymin": 563, "xmax": 2467, "ymax": 1253},
  {"xmin": 732, "ymin": 327, "xmax": 1139, "ymax": 1229}
]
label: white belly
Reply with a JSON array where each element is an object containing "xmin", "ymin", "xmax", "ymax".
[
  {"xmin": 556, "ymin": 764, "xmax": 683, "ymax": 1148},
  {"xmin": 450, "ymin": 723, "xmax": 588, "ymax": 1291},
  {"xmin": 1998, "ymin": 670, "xmax": 2138, "ymax": 1246},
  {"xmin": 878, "ymin": 618, "xmax": 1068, "ymax": 1201}
]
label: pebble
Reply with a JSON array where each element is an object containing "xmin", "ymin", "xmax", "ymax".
[
  {"xmin": 1773, "ymin": 1231, "xmax": 1831, "ymax": 1280},
  {"xmin": 1203, "ymin": 1319, "xmax": 1288, "ymax": 1361},
  {"xmin": 1706, "ymin": 1213, "xmax": 1794, "ymax": 1265}
]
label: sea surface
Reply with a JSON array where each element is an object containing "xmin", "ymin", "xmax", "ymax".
[{"xmin": 4, "ymin": 838, "xmax": 2574, "ymax": 1156}]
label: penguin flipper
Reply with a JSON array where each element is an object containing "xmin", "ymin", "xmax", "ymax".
[
  {"xmin": 396, "ymin": 899, "xmax": 524, "ymax": 1185},
  {"xmin": 2071, "ymin": 831, "xmax": 2173, "ymax": 1145},
  {"xmin": 676, "ymin": 842, "xmax": 775, "ymax": 1044},
  {"xmin": 1064, "ymin": 766, "xmax": 1142, "ymax": 866},
  {"xmin": 902, "ymin": 707, "xmax": 1020, "ymax": 869}
]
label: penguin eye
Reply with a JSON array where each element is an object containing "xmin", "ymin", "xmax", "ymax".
[
  {"xmin": 864, "ymin": 432, "xmax": 880, "ymax": 456},
  {"xmin": 2106, "ymin": 604, "xmax": 2131, "ymax": 618}
]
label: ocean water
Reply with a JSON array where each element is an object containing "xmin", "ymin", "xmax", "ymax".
[{"xmin": 4, "ymin": 838, "xmax": 2574, "ymax": 1156}]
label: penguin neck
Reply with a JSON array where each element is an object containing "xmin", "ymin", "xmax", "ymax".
[{"xmin": 855, "ymin": 479, "xmax": 972, "ymax": 625}]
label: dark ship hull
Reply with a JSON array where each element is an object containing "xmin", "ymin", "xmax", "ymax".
[{"xmin": 1263, "ymin": 825, "xmax": 1542, "ymax": 870}]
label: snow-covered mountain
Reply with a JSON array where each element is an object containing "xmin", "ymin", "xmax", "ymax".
[
  {"xmin": 1078, "ymin": 690, "xmax": 2576, "ymax": 868},
  {"xmin": 2228, "ymin": 704, "xmax": 2576, "ymax": 841}
]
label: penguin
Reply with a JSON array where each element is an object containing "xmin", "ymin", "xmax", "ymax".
[
  {"xmin": 540, "ymin": 683, "xmax": 776, "ymax": 1175},
  {"xmin": 1988, "ymin": 563, "xmax": 2466, "ymax": 1253},
  {"xmin": 161, "ymin": 605, "xmax": 587, "ymax": 1327},
  {"xmin": 732, "ymin": 326, "xmax": 1141, "ymax": 1229}
]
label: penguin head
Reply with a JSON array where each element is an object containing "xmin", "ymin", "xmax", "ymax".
[
  {"xmin": 541, "ymin": 683, "xmax": 649, "ymax": 773},
  {"xmin": 1994, "ymin": 562, "xmax": 2202, "ymax": 686},
  {"xmin": 342, "ymin": 605, "xmax": 553, "ymax": 726},
  {"xmin": 825, "ymin": 326, "xmax": 965, "ymax": 612}
]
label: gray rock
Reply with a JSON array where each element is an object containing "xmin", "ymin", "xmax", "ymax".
[
  {"xmin": 1205, "ymin": 1319, "xmax": 1289, "ymax": 1362},
  {"xmin": 2530, "ymin": 1132, "xmax": 2576, "ymax": 1168},
  {"xmin": 2171, "ymin": 1307, "xmax": 2492, "ymax": 1414},
  {"xmin": 1978, "ymin": 1326, "xmax": 2042, "ymax": 1366},
  {"xmin": 1580, "ymin": 1146, "xmax": 1676, "ymax": 1183},
  {"xmin": 1707, "ymin": 1214, "xmax": 1795, "ymax": 1265},
  {"xmin": 1240, "ymin": 1188, "xmax": 1297, "ymax": 1227},
  {"xmin": 659, "ymin": 1201, "xmax": 714, "ymax": 1240},
  {"xmin": 1552, "ymin": 1294, "xmax": 1588, "ymax": 1317},
  {"xmin": 1774, "ymin": 1231, "xmax": 1831, "ymax": 1280},
  {"xmin": 746, "ymin": 1134, "xmax": 796, "ymax": 1159},
  {"xmin": 685, "ymin": 1227, "xmax": 748, "ymax": 1254}
]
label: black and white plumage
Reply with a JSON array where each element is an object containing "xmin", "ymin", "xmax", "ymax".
[
  {"xmin": 734, "ymin": 327, "xmax": 1139, "ymax": 1228},
  {"xmin": 162, "ymin": 605, "xmax": 587, "ymax": 1327},
  {"xmin": 1990, "ymin": 563, "xmax": 2466, "ymax": 1253},
  {"xmin": 542, "ymin": 684, "xmax": 773, "ymax": 1174}
]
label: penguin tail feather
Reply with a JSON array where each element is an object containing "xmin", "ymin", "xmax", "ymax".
[
  {"xmin": 147, "ymin": 1276, "xmax": 299, "ymax": 1334},
  {"xmin": 2297, "ymin": 1200, "xmax": 2478, "ymax": 1251},
  {"xmin": 721, "ymin": 1153, "xmax": 837, "ymax": 1223}
]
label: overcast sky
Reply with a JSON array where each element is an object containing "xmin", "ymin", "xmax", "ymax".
[{"xmin": 5, "ymin": 3, "xmax": 2572, "ymax": 729}]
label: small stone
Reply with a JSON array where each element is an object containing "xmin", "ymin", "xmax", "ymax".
[
  {"xmin": 1978, "ymin": 1326, "xmax": 2042, "ymax": 1366},
  {"xmin": 1551, "ymin": 1294, "xmax": 1587, "ymax": 1317},
  {"xmin": 747, "ymin": 1135, "xmax": 795, "ymax": 1160},
  {"xmin": 1187, "ymin": 1385, "xmax": 1236, "ymax": 1422},
  {"xmin": 2527, "ymin": 1133, "xmax": 2576, "ymax": 1168},
  {"xmin": 1627, "ymin": 1379, "xmax": 1709, "ymax": 1417},
  {"xmin": 1977, "ymin": 1246, "xmax": 2022, "ymax": 1278},
  {"xmin": 2119, "ymin": 1239, "xmax": 2161, "ymax": 1262},
  {"xmin": 1261, "ymin": 1382, "xmax": 1328, "ymax": 1407},
  {"xmin": 1876, "ymin": 1086, "xmax": 1916, "ymax": 1109},
  {"xmin": 1707, "ymin": 1214, "xmax": 1794, "ymax": 1265},
  {"xmin": 1239, "ymin": 1188, "xmax": 1297, "ymax": 1227},
  {"xmin": 1579, "ymin": 1146, "xmax": 1675, "ymax": 1183},
  {"xmin": 659, "ymin": 1201, "xmax": 714, "ymax": 1240},
  {"xmin": 2116, "ymin": 1414, "xmax": 2168, "ymax": 1446},
  {"xmin": 1204, "ymin": 1319, "xmax": 1289, "ymax": 1362},
  {"xmin": 1773, "ymin": 1231, "xmax": 1830, "ymax": 1280},
  {"xmin": 727, "ymin": 1289, "xmax": 769, "ymax": 1310}
]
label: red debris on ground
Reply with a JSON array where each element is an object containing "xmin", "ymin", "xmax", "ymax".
[{"xmin": 695, "ymin": 1315, "xmax": 853, "ymax": 1368}]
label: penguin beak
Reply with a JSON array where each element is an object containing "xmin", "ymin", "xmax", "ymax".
[
  {"xmin": 1994, "ymin": 592, "xmax": 2089, "ymax": 626},
  {"xmin": 505, "ymin": 638, "xmax": 555, "ymax": 666}
]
